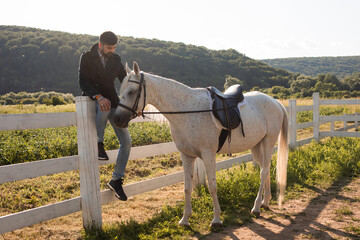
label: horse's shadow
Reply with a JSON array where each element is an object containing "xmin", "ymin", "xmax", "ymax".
[{"xmin": 198, "ymin": 177, "xmax": 360, "ymax": 240}]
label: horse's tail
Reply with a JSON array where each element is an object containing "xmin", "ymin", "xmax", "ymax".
[{"xmin": 276, "ymin": 102, "xmax": 289, "ymax": 208}]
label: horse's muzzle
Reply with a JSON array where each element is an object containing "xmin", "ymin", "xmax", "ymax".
[
  {"xmin": 113, "ymin": 107, "xmax": 132, "ymax": 128},
  {"xmin": 114, "ymin": 116, "xmax": 129, "ymax": 128}
]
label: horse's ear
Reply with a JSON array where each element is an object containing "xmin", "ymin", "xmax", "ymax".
[
  {"xmin": 133, "ymin": 61, "xmax": 141, "ymax": 77},
  {"xmin": 125, "ymin": 62, "xmax": 131, "ymax": 74}
]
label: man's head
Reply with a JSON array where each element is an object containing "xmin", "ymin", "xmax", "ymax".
[{"xmin": 99, "ymin": 31, "xmax": 118, "ymax": 58}]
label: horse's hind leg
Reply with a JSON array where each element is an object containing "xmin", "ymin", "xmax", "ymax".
[
  {"xmin": 262, "ymin": 174, "xmax": 271, "ymax": 210},
  {"xmin": 250, "ymin": 139, "xmax": 273, "ymax": 216},
  {"xmin": 179, "ymin": 153, "xmax": 196, "ymax": 226},
  {"xmin": 201, "ymin": 150, "xmax": 222, "ymax": 227}
]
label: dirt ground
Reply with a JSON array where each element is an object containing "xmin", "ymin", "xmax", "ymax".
[
  {"xmin": 1, "ymin": 177, "xmax": 360, "ymax": 240},
  {"xmin": 200, "ymin": 177, "xmax": 360, "ymax": 240}
]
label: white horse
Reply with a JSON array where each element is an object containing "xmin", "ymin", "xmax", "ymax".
[{"xmin": 114, "ymin": 62, "xmax": 289, "ymax": 227}]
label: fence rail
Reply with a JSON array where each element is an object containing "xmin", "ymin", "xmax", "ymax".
[
  {"xmin": 0, "ymin": 112, "xmax": 77, "ymax": 131},
  {"xmin": 320, "ymin": 99, "xmax": 360, "ymax": 105},
  {"xmin": 0, "ymin": 93, "xmax": 359, "ymax": 234}
]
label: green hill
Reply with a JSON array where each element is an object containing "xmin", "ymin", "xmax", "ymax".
[
  {"xmin": 0, "ymin": 25, "xmax": 293, "ymax": 95},
  {"xmin": 261, "ymin": 56, "xmax": 360, "ymax": 79}
]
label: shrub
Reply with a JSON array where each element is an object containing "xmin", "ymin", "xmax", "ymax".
[
  {"xmin": 21, "ymin": 98, "xmax": 37, "ymax": 104},
  {"xmin": 38, "ymin": 93, "xmax": 50, "ymax": 104},
  {"xmin": 0, "ymin": 127, "xmax": 78, "ymax": 166},
  {"xmin": 5, "ymin": 98, "xmax": 14, "ymax": 105},
  {"xmin": 63, "ymin": 93, "xmax": 75, "ymax": 103},
  {"xmin": 51, "ymin": 96, "xmax": 67, "ymax": 106},
  {"xmin": 0, "ymin": 91, "xmax": 75, "ymax": 105}
]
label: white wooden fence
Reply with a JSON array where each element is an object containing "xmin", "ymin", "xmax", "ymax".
[
  {"xmin": 0, "ymin": 93, "xmax": 359, "ymax": 234},
  {"xmin": 288, "ymin": 92, "xmax": 360, "ymax": 149}
]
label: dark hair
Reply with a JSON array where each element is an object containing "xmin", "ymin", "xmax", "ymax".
[{"xmin": 99, "ymin": 31, "xmax": 118, "ymax": 45}]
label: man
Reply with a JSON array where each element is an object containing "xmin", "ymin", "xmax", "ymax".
[{"xmin": 78, "ymin": 31, "xmax": 131, "ymax": 201}]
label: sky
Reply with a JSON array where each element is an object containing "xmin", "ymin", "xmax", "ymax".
[{"xmin": 1, "ymin": 0, "xmax": 359, "ymax": 59}]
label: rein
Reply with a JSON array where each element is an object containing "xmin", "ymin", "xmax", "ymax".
[
  {"xmin": 118, "ymin": 73, "xmax": 239, "ymax": 117},
  {"xmin": 142, "ymin": 105, "xmax": 237, "ymax": 115}
]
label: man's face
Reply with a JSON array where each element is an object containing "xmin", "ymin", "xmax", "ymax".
[{"xmin": 99, "ymin": 42, "xmax": 117, "ymax": 57}]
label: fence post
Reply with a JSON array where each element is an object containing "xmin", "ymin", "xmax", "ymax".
[
  {"xmin": 331, "ymin": 121, "xmax": 335, "ymax": 131},
  {"xmin": 355, "ymin": 113, "xmax": 359, "ymax": 131},
  {"xmin": 193, "ymin": 158, "xmax": 206, "ymax": 187},
  {"xmin": 343, "ymin": 113, "xmax": 347, "ymax": 131},
  {"xmin": 288, "ymin": 99, "xmax": 297, "ymax": 149},
  {"xmin": 75, "ymin": 96, "xmax": 102, "ymax": 230},
  {"xmin": 313, "ymin": 93, "xmax": 320, "ymax": 141}
]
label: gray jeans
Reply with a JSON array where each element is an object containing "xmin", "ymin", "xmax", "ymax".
[{"xmin": 95, "ymin": 102, "xmax": 131, "ymax": 180}]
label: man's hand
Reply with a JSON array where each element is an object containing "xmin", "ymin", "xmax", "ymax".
[{"xmin": 98, "ymin": 97, "xmax": 111, "ymax": 112}]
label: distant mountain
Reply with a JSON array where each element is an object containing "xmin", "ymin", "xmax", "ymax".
[
  {"xmin": 0, "ymin": 25, "xmax": 294, "ymax": 95},
  {"xmin": 261, "ymin": 56, "xmax": 360, "ymax": 79}
]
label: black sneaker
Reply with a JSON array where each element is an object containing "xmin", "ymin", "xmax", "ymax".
[
  {"xmin": 107, "ymin": 179, "xmax": 127, "ymax": 201},
  {"xmin": 98, "ymin": 142, "xmax": 109, "ymax": 160}
]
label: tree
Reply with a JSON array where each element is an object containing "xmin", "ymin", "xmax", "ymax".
[
  {"xmin": 323, "ymin": 74, "xmax": 343, "ymax": 90},
  {"xmin": 224, "ymin": 75, "xmax": 244, "ymax": 90},
  {"xmin": 342, "ymin": 72, "xmax": 360, "ymax": 91},
  {"xmin": 313, "ymin": 81, "xmax": 337, "ymax": 92},
  {"xmin": 269, "ymin": 86, "xmax": 291, "ymax": 99},
  {"xmin": 290, "ymin": 75, "xmax": 315, "ymax": 93},
  {"xmin": 251, "ymin": 86, "xmax": 261, "ymax": 91}
]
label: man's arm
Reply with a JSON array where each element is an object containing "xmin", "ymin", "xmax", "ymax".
[
  {"xmin": 117, "ymin": 60, "xmax": 127, "ymax": 83},
  {"xmin": 78, "ymin": 52, "xmax": 100, "ymax": 99}
]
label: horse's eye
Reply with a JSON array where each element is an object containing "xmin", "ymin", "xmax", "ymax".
[{"xmin": 129, "ymin": 90, "xmax": 136, "ymax": 95}]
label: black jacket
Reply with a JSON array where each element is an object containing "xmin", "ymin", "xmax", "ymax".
[{"xmin": 78, "ymin": 43, "xmax": 127, "ymax": 108}]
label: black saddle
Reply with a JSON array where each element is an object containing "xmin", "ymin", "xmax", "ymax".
[
  {"xmin": 209, "ymin": 84, "xmax": 244, "ymax": 102},
  {"xmin": 207, "ymin": 84, "xmax": 245, "ymax": 152}
]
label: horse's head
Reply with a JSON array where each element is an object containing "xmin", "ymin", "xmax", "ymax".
[{"xmin": 114, "ymin": 61, "xmax": 145, "ymax": 128}]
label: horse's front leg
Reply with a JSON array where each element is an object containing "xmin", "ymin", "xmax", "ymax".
[
  {"xmin": 179, "ymin": 152, "xmax": 196, "ymax": 226},
  {"xmin": 202, "ymin": 150, "xmax": 222, "ymax": 227}
]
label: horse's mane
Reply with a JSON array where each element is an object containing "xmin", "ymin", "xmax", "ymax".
[
  {"xmin": 146, "ymin": 72, "xmax": 192, "ymax": 89},
  {"xmin": 120, "ymin": 71, "xmax": 202, "ymax": 100},
  {"xmin": 147, "ymin": 72, "xmax": 211, "ymax": 100}
]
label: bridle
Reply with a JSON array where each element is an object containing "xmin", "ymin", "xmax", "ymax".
[{"xmin": 118, "ymin": 73, "xmax": 146, "ymax": 119}]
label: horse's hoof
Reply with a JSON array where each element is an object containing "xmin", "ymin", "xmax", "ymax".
[
  {"xmin": 251, "ymin": 210, "xmax": 261, "ymax": 218},
  {"xmin": 261, "ymin": 204, "xmax": 270, "ymax": 210},
  {"xmin": 178, "ymin": 220, "xmax": 190, "ymax": 227},
  {"xmin": 210, "ymin": 222, "xmax": 223, "ymax": 228}
]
